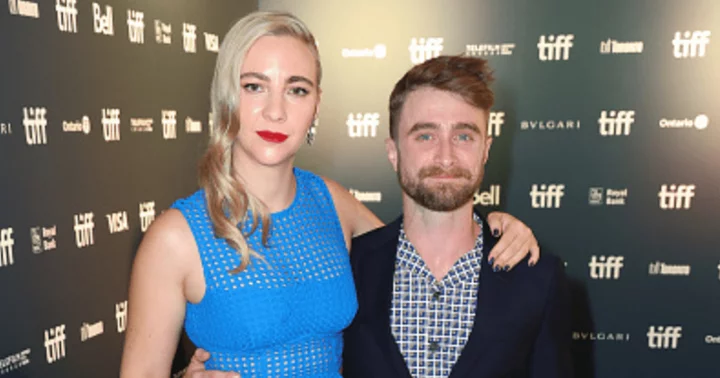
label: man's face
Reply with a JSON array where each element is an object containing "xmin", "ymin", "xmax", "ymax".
[{"xmin": 386, "ymin": 87, "xmax": 492, "ymax": 211}]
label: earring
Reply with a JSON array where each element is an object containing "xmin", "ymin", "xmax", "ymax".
[{"xmin": 306, "ymin": 117, "xmax": 318, "ymax": 146}]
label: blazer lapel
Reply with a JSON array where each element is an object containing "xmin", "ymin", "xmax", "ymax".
[{"xmin": 365, "ymin": 217, "xmax": 413, "ymax": 378}]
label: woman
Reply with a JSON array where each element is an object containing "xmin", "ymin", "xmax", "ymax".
[{"xmin": 119, "ymin": 11, "xmax": 539, "ymax": 378}]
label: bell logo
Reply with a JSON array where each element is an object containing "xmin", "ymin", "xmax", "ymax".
[
  {"xmin": 598, "ymin": 110, "xmax": 635, "ymax": 136},
  {"xmin": 672, "ymin": 31, "xmax": 711, "ymax": 59},
  {"xmin": 658, "ymin": 184, "xmax": 695, "ymax": 210},
  {"xmin": 488, "ymin": 112, "xmax": 504, "ymax": 137},
  {"xmin": 474, "ymin": 185, "xmax": 501, "ymax": 206},
  {"xmin": 589, "ymin": 255, "xmax": 624, "ymax": 279},
  {"xmin": 647, "ymin": 326, "xmax": 682, "ymax": 349},
  {"xmin": 529, "ymin": 184, "xmax": 565, "ymax": 209},
  {"xmin": 537, "ymin": 34, "xmax": 574, "ymax": 61},
  {"xmin": 92, "ymin": 3, "xmax": 113, "ymax": 36},
  {"xmin": 409, "ymin": 37, "xmax": 443, "ymax": 65}
]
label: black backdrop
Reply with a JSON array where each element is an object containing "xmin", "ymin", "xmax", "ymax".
[{"xmin": 2, "ymin": 0, "xmax": 720, "ymax": 377}]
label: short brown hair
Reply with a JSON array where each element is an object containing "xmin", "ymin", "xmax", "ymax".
[{"xmin": 388, "ymin": 55, "xmax": 495, "ymax": 140}]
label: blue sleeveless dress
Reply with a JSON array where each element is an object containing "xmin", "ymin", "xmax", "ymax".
[{"xmin": 171, "ymin": 168, "xmax": 357, "ymax": 377}]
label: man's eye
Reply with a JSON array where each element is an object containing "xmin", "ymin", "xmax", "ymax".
[
  {"xmin": 457, "ymin": 133, "xmax": 473, "ymax": 141},
  {"xmin": 289, "ymin": 87, "xmax": 309, "ymax": 96},
  {"xmin": 417, "ymin": 134, "xmax": 432, "ymax": 141}
]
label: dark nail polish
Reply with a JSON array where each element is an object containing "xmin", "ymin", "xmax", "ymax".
[
  {"xmin": 529, "ymin": 261, "xmax": 536, "ymax": 267},
  {"xmin": 489, "ymin": 257, "xmax": 495, "ymax": 265},
  {"xmin": 492, "ymin": 229, "xmax": 500, "ymax": 237},
  {"xmin": 493, "ymin": 265, "xmax": 500, "ymax": 273},
  {"xmin": 504, "ymin": 265, "xmax": 510, "ymax": 272}
]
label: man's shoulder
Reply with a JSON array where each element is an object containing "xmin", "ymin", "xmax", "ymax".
[{"xmin": 350, "ymin": 216, "xmax": 402, "ymax": 262}]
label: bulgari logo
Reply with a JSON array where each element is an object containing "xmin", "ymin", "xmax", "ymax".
[{"xmin": 573, "ymin": 332, "xmax": 630, "ymax": 342}]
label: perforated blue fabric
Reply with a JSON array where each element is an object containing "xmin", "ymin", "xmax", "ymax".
[{"xmin": 171, "ymin": 168, "xmax": 357, "ymax": 377}]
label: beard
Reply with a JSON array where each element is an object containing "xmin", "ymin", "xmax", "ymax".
[{"xmin": 397, "ymin": 154, "xmax": 483, "ymax": 212}]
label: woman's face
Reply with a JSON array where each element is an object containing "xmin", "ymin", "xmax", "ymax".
[{"xmin": 233, "ymin": 35, "xmax": 320, "ymax": 168}]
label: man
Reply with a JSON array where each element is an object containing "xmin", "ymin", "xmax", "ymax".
[
  {"xmin": 181, "ymin": 55, "xmax": 567, "ymax": 377},
  {"xmin": 342, "ymin": 56, "xmax": 571, "ymax": 377}
]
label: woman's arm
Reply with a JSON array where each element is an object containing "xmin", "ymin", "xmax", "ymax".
[{"xmin": 120, "ymin": 210, "xmax": 198, "ymax": 378}]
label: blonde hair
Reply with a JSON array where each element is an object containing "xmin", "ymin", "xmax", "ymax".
[{"xmin": 199, "ymin": 11, "xmax": 321, "ymax": 273}]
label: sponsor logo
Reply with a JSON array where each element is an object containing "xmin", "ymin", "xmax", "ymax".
[
  {"xmin": 62, "ymin": 116, "xmax": 90, "ymax": 134},
  {"xmin": 102, "ymin": 108, "xmax": 121, "ymax": 141},
  {"xmin": 647, "ymin": 326, "xmax": 682, "ymax": 349},
  {"xmin": 588, "ymin": 187, "xmax": 628, "ymax": 206},
  {"xmin": 648, "ymin": 262, "xmax": 691, "ymax": 276},
  {"xmin": 342, "ymin": 44, "xmax": 386, "ymax": 59},
  {"xmin": 139, "ymin": 201, "xmax": 156, "ymax": 232},
  {"xmin": 44, "ymin": 325, "xmax": 67, "ymax": 363},
  {"xmin": 349, "ymin": 189, "xmax": 382, "ymax": 203},
  {"xmin": 115, "ymin": 301, "xmax": 128, "ymax": 333},
  {"xmin": 488, "ymin": 112, "xmax": 504, "ymax": 137},
  {"xmin": 30, "ymin": 225, "xmax": 57, "ymax": 254},
  {"xmin": 599, "ymin": 110, "xmax": 635, "ymax": 136},
  {"xmin": 56, "ymin": 0, "xmax": 78, "ymax": 33},
  {"xmin": 658, "ymin": 184, "xmax": 695, "ymax": 210},
  {"xmin": 8, "ymin": 0, "xmax": 38, "ymax": 18},
  {"xmin": 92, "ymin": 3, "xmax": 113, "ymax": 36},
  {"xmin": 154, "ymin": 20, "xmax": 171, "ymax": 44},
  {"xmin": 204, "ymin": 32, "xmax": 219, "ymax": 52},
  {"xmin": 0, "ymin": 348, "xmax": 30, "ymax": 375},
  {"xmin": 130, "ymin": 117, "xmax": 153, "ymax": 132},
  {"xmin": 185, "ymin": 117, "xmax": 202, "ymax": 133},
  {"xmin": 127, "ymin": 9, "xmax": 145, "ymax": 44},
  {"xmin": 520, "ymin": 119, "xmax": 580, "ymax": 131},
  {"xmin": 538, "ymin": 34, "xmax": 574, "ymax": 61},
  {"xmin": 573, "ymin": 332, "xmax": 630, "ymax": 342},
  {"xmin": 409, "ymin": 37, "xmax": 443, "ymax": 65},
  {"xmin": 600, "ymin": 39, "xmax": 644, "ymax": 54},
  {"xmin": 347, "ymin": 113, "xmax": 380, "ymax": 138},
  {"xmin": 673, "ymin": 31, "xmax": 711, "ymax": 58},
  {"xmin": 706, "ymin": 335, "xmax": 720, "ymax": 344},
  {"xmin": 80, "ymin": 321, "xmax": 104, "ymax": 342},
  {"xmin": 183, "ymin": 23, "xmax": 197, "ymax": 53},
  {"xmin": 589, "ymin": 255, "xmax": 624, "ymax": 279},
  {"xmin": 465, "ymin": 43, "xmax": 515, "ymax": 57},
  {"xmin": 0, "ymin": 122, "xmax": 12, "ymax": 135},
  {"xmin": 73, "ymin": 212, "xmax": 95, "ymax": 248},
  {"xmin": 530, "ymin": 184, "xmax": 565, "ymax": 209},
  {"xmin": 107, "ymin": 211, "xmax": 129, "ymax": 234},
  {"xmin": 474, "ymin": 185, "xmax": 501, "ymax": 206},
  {"xmin": 23, "ymin": 107, "xmax": 48, "ymax": 146},
  {"xmin": 0, "ymin": 228, "xmax": 15, "ymax": 268},
  {"xmin": 659, "ymin": 114, "xmax": 709, "ymax": 130},
  {"xmin": 162, "ymin": 110, "xmax": 177, "ymax": 140}
]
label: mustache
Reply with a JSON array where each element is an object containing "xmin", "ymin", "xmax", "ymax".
[{"xmin": 418, "ymin": 166, "xmax": 472, "ymax": 180}]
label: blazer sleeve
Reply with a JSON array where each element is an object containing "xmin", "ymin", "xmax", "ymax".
[{"xmin": 530, "ymin": 258, "xmax": 573, "ymax": 377}]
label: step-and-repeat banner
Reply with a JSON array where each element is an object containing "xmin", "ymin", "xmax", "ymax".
[
  {"xmin": 0, "ymin": 1, "xmax": 257, "ymax": 377},
  {"xmin": 260, "ymin": 0, "xmax": 719, "ymax": 377}
]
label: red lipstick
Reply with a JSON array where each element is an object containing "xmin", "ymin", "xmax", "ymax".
[{"xmin": 256, "ymin": 130, "xmax": 288, "ymax": 143}]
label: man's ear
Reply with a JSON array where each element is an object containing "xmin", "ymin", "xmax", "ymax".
[
  {"xmin": 482, "ymin": 137, "xmax": 493, "ymax": 165},
  {"xmin": 385, "ymin": 137, "xmax": 398, "ymax": 172}
]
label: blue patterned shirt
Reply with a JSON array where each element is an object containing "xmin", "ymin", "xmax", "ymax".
[{"xmin": 390, "ymin": 215, "xmax": 484, "ymax": 377}]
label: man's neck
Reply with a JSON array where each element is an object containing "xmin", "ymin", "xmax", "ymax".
[{"xmin": 402, "ymin": 197, "xmax": 481, "ymax": 281}]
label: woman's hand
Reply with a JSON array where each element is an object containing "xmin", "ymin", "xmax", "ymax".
[{"xmin": 485, "ymin": 212, "xmax": 540, "ymax": 271}]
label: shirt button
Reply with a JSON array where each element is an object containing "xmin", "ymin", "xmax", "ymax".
[
  {"xmin": 429, "ymin": 341, "xmax": 440, "ymax": 352},
  {"xmin": 432, "ymin": 291, "xmax": 441, "ymax": 301}
]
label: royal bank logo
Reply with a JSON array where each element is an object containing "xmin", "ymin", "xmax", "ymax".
[
  {"xmin": 649, "ymin": 261, "xmax": 691, "ymax": 276},
  {"xmin": 62, "ymin": 116, "xmax": 90, "ymax": 134},
  {"xmin": 347, "ymin": 113, "xmax": 380, "ymax": 138},
  {"xmin": 23, "ymin": 107, "xmax": 48, "ymax": 146},
  {"xmin": 0, "ymin": 227, "xmax": 15, "ymax": 269},
  {"xmin": 600, "ymin": 39, "xmax": 644, "ymax": 54},
  {"xmin": 139, "ymin": 201, "xmax": 156, "ymax": 232},
  {"xmin": 342, "ymin": 44, "xmax": 386, "ymax": 59},
  {"xmin": 588, "ymin": 187, "xmax": 628, "ymax": 206},
  {"xmin": 530, "ymin": 184, "xmax": 565, "ymax": 209},
  {"xmin": 537, "ymin": 34, "xmax": 574, "ymax": 61},
  {"xmin": 80, "ymin": 321, "xmax": 104, "ymax": 342},
  {"xmin": 488, "ymin": 112, "xmax": 504, "ymax": 137},
  {"xmin": 465, "ymin": 43, "xmax": 515, "ymax": 57},
  {"xmin": 520, "ymin": 119, "xmax": 580, "ymax": 131},
  {"xmin": 204, "ymin": 32, "xmax": 219, "ymax": 52},
  {"xmin": 573, "ymin": 332, "xmax": 630, "ymax": 342},
  {"xmin": 106, "ymin": 211, "xmax": 129, "ymax": 234},
  {"xmin": 92, "ymin": 3, "xmax": 113, "ymax": 36},
  {"xmin": 102, "ymin": 108, "xmax": 120, "ymax": 141},
  {"xmin": 185, "ymin": 117, "xmax": 202, "ymax": 133},
  {"xmin": 598, "ymin": 110, "xmax": 635, "ymax": 136},
  {"xmin": 673, "ymin": 31, "xmax": 711, "ymax": 59},
  {"xmin": 154, "ymin": 20, "xmax": 171, "ymax": 44},
  {"xmin": 658, "ymin": 184, "xmax": 695, "ymax": 210},
  {"xmin": 647, "ymin": 326, "xmax": 682, "ymax": 349},
  {"xmin": 30, "ymin": 225, "xmax": 57, "ymax": 254},
  {"xmin": 1, "ymin": 122, "xmax": 12, "ymax": 135},
  {"xmin": 115, "ymin": 301, "xmax": 128, "ymax": 333},
  {"xmin": 183, "ymin": 23, "xmax": 197, "ymax": 53},
  {"xmin": 474, "ymin": 185, "xmax": 501, "ymax": 207},
  {"xmin": 659, "ymin": 114, "xmax": 709, "ymax": 130},
  {"xmin": 409, "ymin": 37, "xmax": 443, "ymax": 65},
  {"xmin": 0, "ymin": 348, "xmax": 31, "ymax": 375},
  {"xmin": 349, "ymin": 189, "xmax": 382, "ymax": 203},
  {"xmin": 8, "ymin": 0, "xmax": 39, "ymax": 18},
  {"xmin": 44, "ymin": 324, "xmax": 66, "ymax": 364},
  {"xmin": 55, "ymin": 0, "xmax": 78, "ymax": 33},
  {"xmin": 73, "ymin": 212, "xmax": 95, "ymax": 249},
  {"xmin": 130, "ymin": 117, "xmax": 153, "ymax": 132},
  {"xmin": 127, "ymin": 9, "xmax": 145, "ymax": 44},
  {"xmin": 589, "ymin": 255, "xmax": 624, "ymax": 279},
  {"xmin": 161, "ymin": 110, "xmax": 177, "ymax": 140}
]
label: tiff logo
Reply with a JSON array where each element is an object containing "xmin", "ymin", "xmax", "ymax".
[
  {"xmin": 409, "ymin": 37, "xmax": 443, "ymax": 65},
  {"xmin": 183, "ymin": 23, "xmax": 197, "ymax": 53},
  {"xmin": 80, "ymin": 321, "xmax": 104, "ymax": 342},
  {"xmin": 598, "ymin": 110, "xmax": 635, "ymax": 136},
  {"xmin": 347, "ymin": 113, "xmax": 380, "ymax": 138},
  {"xmin": 538, "ymin": 34, "xmax": 574, "ymax": 61},
  {"xmin": 55, "ymin": 0, "xmax": 78, "ymax": 33},
  {"xmin": 589, "ymin": 255, "xmax": 624, "ymax": 279},
  {"xmin": 162, "ymin": 110, "xmax": 177, "ymax": 139},
  {"xmin": 155, "ymin": 20, "xmax": 171, "ymax": 44},
  {"xmin": 488, "ymin": 112, "xmax": 504, "ymax": 137},
  {"xmin": 647, "ymin": 326, "xmax": 682, "ymax": 349},
  {"xmin": 102, "ymin": 108, "xmax": 120, "ymax": 142},
  {"xmin": 658, "ymin": 184, "xmax": 695, "ymax": 210},
  {"xmin": 0, "ymin": 228, "xmax": 15, "ymax": 268},
  {"xmin": 127, "ymin": 9, "xmax": 145, "ymax": 44},
  {"xmin": 139, "ymin": 201, "xmax": 156, "ymax": 232},
  {"xmin": 204, "ymin": 32, "xmax": 219, "ymax": 52},
  {"xmin": 673, "ymin": 31, "xmax": 711, "ymax": 59},
  {"xmin": 107, "ymin": 211, "xmax": 129, "ymax": 234},
  {"xmin": 8, "ymin": 0, "xmax": 39, "ymax": 18},
  {"xmin": 116, "ymin": 301, "xmax": 128, "ymax": 333},
  {"xmin": 74, "ymin": 212, "xmax": 95, "ymax": 248},
  {"xmin": 92, "ymin": 3, "xmax": 113, "ymax": 36},
  {"xmin": 23, "ymin": 107, "xmax": 47, "ymax": 146},
  {"xmin": 44, "ymin": 324, "xmax": 66, "ymax": 364},
  {"xmin": 530, "ymin": 184, "xmax": 565, "ymax": 209}
]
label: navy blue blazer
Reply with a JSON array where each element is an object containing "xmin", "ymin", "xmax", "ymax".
[{"xmin": 343, "ymin": 210, "xmax": 573, "ymax": 378}]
